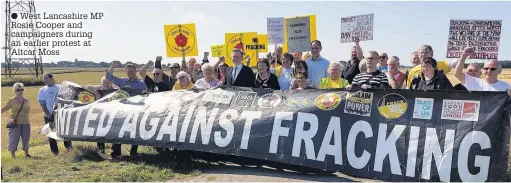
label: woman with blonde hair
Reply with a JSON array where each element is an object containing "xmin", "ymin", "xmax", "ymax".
[
  {"xmin": 172, "ymin": 71, "xmax": 194, "ymax": 90},
  {"xmin": 1, "ymin": 82, "xmax": 31, "ymax": 158}
]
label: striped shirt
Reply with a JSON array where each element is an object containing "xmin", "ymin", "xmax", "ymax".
[{"xmin": 351, "ymin": 70, "xmax": 390, "ymax": 88}]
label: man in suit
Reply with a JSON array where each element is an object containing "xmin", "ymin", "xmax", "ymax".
[{"xmin": 225, "ymin": 49, "xmax": 255, "ymax": 87}]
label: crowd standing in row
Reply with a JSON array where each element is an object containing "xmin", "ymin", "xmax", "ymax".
[{"xmin": 3, "ymin": 38, "xmax": 511, "ymax": 158}]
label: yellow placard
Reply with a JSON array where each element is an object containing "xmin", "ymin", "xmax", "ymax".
[
  {"xmin": 210, "ymin": 44, "xmax": 225, "ymax": 57},
  {"xmin": 244, "ymin": 34, "xmax": 269, "ymax": 53},
  {"xmin": 225, "ymin": 32, "xmax": 258, "ymax": 67},
  {"xmin": 282, "ymin": 14, "xmax": 316, "ymax": 54},
  {"xmin": 163, "ymin": 23, "xmax": 199, "ymax": 58}
]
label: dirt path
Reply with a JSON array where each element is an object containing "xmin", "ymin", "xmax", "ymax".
[{"xmin": 176, "ymin": 162, "xmax": 378, "ymax": 182}]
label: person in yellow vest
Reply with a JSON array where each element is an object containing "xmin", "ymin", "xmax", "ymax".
[
  {"xmin": 319, "ymin": 62, "xmax": 349, "ymax": 89},
  {"xmin": 404, "ymin": 45, "xmax": 457, "ymax": 88},
  {"xmin": 270, "ymin": 53, "xmax": 294, "ymax": 90}
]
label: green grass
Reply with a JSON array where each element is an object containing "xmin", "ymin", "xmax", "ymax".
[{"xmin": 1, "ymin": 69, "xmax": 203, "ymax": 181}]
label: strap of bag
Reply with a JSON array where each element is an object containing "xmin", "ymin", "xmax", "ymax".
[{"xmin": 14, "ymin": 99, "xmax": 25, "ymax": 119}]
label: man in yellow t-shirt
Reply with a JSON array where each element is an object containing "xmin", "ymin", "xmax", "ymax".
[
  {"xmin": 404, "ymin": 45, "xmax": 457, "ymax": 88},
  {"xmin": 319, "ymin": 62, "xmax": 349, "ymax": 89}
]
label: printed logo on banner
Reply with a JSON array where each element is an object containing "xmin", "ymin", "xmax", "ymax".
[
  {"xmin": 441, "ymin": 99, "xmax": 481, "ymax": 121},
  {"xmin": 201, "ymin": 89, "xmax": 235, "ymax": 104},
  {"xmin": 314, "ymin": 93, "xmax": 341, "ymax": 111},
  {"xmin": 108, "ymin": 90, "xmax": 130, "ymax": 102},
  {"xmin": 286, "ymin": 97, "xmax": 311, "ymax": 108},
  {"xmin": 231, "ymin": 91, "xmax": 257, "ymax": 108},
  {"xmin": 258, "ymin": 93, "xmax": 282, "ymax": 109},
  {"xmin": 344, "ymin": 91, "xmax": 373, "ymax": 117},
  {"xmin": 78, "ymin": 91, "xmax": 96, "ymax": 104},
  {"xmin": 413, "ymin": 98, "xmax": 434, "ymax": 120},
  {"xmin": 377, "ymin": 93, "xmax": 408, "ymax": 119}
]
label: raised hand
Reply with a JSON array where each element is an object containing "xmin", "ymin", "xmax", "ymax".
[{"xmin": 111, "ymin": 60, "xmax": 122, "ymax": 68}]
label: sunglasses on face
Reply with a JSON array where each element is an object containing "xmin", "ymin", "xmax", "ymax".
[
  {"xmin": 483, "ymin": 67, "xmax": 499, "ymax": 71},
  {"xmin": 15, "ymin": 88, "xmax": 24, "ymax": 92},
  {"xmin": 379, "ymin": 56, "xmax": 387, "ymax": 59}
]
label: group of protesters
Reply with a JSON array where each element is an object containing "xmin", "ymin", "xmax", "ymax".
[{"xmin": 2, "ymin": 37, "xmax": 511, "ymax": 159}]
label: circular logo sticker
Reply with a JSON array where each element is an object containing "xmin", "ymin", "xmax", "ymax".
[
  {"xmin": 108, "ymin": 90, "xmax": 130, "ymax": 102},
  {"xmin": 314, "ymin": 93, "xmax": 341, "ymax": 111},
  {"xmin": 78, "ymin": 91, "xmax": 96, "ymax": 104},
  {"xmin": 166, "ymin": 25, "xmax": 197, "ymax": 55},
  {"xmin": 257, "ymin": 93, "xmax": 282, "ymax": 108},
  {"xmin": 377, "ymin": 93, "xmax": 408, "ymax": 119}
]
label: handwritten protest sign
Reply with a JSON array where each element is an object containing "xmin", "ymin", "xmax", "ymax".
[
  {"xmin": 340, "ymin": 14, "xmax": 374, "ymax": 43},
  {"xmin": 285, "ymin": 16, "xmax": 312, "ymax": 53},
  {"xmin": 446, "ymin": 20, "xmax": 501, "ymax": 59},
  {"xmin": 210, "ymin": 44, "xmax": 225, "ymax": 57},
  {"xmin": 163, "ymin": 23, "xmax": 198, "ymax": 57},
  {"xmin": 282, "ymin": 15, "xmax": 316, "ymax": 54},
  {"xmin": 267, "ymin": 18, "xmax": 284, "ymax": 44}
]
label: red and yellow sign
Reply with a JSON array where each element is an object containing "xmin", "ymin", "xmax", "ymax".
[
  {"xmin": 164, "ymin": 23, "xmax": 198, "ymax": 57},
  {"xmin": 78, "ymin": 91, "xmax": 96, "ymax": 104},
  {"xmin": 225, "ymin": 32, "xmax": 258, "ymax": 67}
]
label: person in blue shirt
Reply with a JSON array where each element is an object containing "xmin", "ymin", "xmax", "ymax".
[
  {"xmin": 105, "ymin": 60, "xmax": 147, "ymax": 159},
  {"xmin": 305, "ymin": 40, "xmax": 330, "ymax": 88}
]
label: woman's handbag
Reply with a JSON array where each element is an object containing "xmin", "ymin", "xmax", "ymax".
[{"xmin": 6, "ymin": 99, "xmax": 25, "ymax": 128}]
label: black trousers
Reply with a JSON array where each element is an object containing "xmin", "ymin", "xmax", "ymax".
[
  {"xmin": 44, "ymin": 116, "xmax": 72, "ymax": 154},
  {"xmin": 110, "ymin": 144, "xmax": 138, "ymax": 157}
]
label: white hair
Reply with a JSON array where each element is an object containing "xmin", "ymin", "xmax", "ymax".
[
  {"xmin": 201, "ymin": 63, "xmax": 214, "ymax": 71},
  {"xmin": 13, "ymin": 82, "xmax": 24, "ymax": 91},
  {"xmin": 359, "ymin": 59, "xmax": 367, "ymax": 73},
  {"xmin": 329, "ymin": 62, "xmax": 343, "ymax": 70},
  {"xmin": 176, "ymin": 71, "xmax": 191, "ymax": 83}
]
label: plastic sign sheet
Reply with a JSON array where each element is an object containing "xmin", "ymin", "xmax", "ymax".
[
  {"xmin": 54, "ymin": 81, "xmax": 510, "ymax": 182},
  {"xmin": 163, "ymin": 23, "xmax": 199, "ymax": 57}
]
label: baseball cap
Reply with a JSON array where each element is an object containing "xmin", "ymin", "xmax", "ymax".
[{"xmin": 170, "ymin": 63, "xmax": 180, "ymax": 69}]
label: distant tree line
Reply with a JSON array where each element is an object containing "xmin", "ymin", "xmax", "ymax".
[{"xmin": 2, "ymin": 58, "xmax": 511, "ymax": 69}]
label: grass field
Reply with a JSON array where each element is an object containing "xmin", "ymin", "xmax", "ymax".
[{"xmin": 1, "ymin": 68, "xmax": 511, "ymax": 181}]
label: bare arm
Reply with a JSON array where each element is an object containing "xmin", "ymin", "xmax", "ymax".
[
  {"xmin": 355, "ymin": 38, "xmax": 363, "ymax": 61},
  {"xmin": 139, "ymin": 61, "xmax": 152, "ymax": 79},
  {"xmin": 40, "ymin": 103, "xmax": 50, "ymax": 117},
  {"xmin": 1, "ymin": 100, "xmax": 11, "ymax": 113},
  {"xmin": 454, "ymin": 47, "xmax": 473, "ymax": 85}
]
